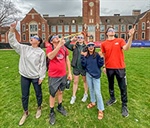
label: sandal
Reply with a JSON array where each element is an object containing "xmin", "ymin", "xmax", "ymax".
[
  {"xmin": 87, "ymin": 103, "xmax": 96, "ymax": 109},
  {"xmin": 98, "ymin": 110, "xmax": 104, "ymax": 120}
]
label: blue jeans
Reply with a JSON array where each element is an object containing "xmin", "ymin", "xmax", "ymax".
[
  {"xmin": 86, "ymin": 72, "xmax": 104, "ymax": 111},
  {"xmin": 21, "ymin": 75, "xmax": 42, "ymax": 111}
]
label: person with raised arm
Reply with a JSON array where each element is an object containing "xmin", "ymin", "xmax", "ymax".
[{"xmin": 8, "ymin": 21, "xmax": 46, "ymax": 125}]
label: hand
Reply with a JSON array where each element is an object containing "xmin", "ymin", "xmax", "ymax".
[
  {"xmin": 38, "ymin": 79, "xmax": 42, "ymax": 85},
  {"xmin": 70, "ymin": 36, "xmax": 77, "ymax": 42},
  {"xmin": 10, "ymin": 21, "xmax": 18, "ymax": 32},
  {"xmin": 58, "ymin": 37, "xmax": 65, "ymax": 47},
  {"xmin": 81, "ymin": 51, "xmax": 87, "ymax": 56},
  {"xmin": 103, "ymin": 68, "xmax": 106, "ymax": 74},
  {"xmin": 67, "ymin": 74, "xmax": 72, "ymax": 81},
  {"xmin": 128, "ymin": 26, "xmax": 135, "ymax": 37},
  {"xmin": 98, "ymin": 51, "xmax": 104, "ymax": 57}
]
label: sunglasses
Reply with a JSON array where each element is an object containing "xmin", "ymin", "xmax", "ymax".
[
  {"xmin": 107, "ymin": 29, "xmax": 115, "ymax": 32},
  {"xmin": 50, "ymin": 35, "xmax": 58, "ymax": 42},
  {"xmin": 77, "ymin": 36, "xmax": 84, "ymax": 39},
  {"xmin": 87, "ymin": 44, "xmax": 95, "ymax": 47},
  {"xmin": 31, "ymin": 36, "xmax": 40, "ymax": 41}
]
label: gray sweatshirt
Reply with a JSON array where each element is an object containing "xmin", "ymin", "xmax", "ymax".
[{"xmin": 8, "ymin": 32, "xmax": 46, "ymax": 80}]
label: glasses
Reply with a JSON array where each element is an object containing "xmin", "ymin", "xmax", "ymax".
[
  {"xmin": 31, "ymin": 36, "xmax": 40, "ymax": 41},
  {"xmin": 87, "ymin": 44, "xmax": 95, "ymax": 47},
  {"xmin": 77, "ymin": 36, "xmax": 84, "ymax": 39},
  {"xmin": 50, "ymin": 35, "xmax": 58, "ymax": 42},
  {"xmin": 107, "ymin": 29, "xmax": 115, "ymax": 32}
]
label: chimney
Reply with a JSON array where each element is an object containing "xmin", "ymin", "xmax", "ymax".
[
  {"xmin": 114, "ymin": 14, "xmax": 120, "ymax": 16},
  {"xmin": 43, "ymin": 14, "xmax": 49, "ymax": 17},
  {"xmin": 132, "ymin": 10, "xmax": 141, "ymax": 16}
]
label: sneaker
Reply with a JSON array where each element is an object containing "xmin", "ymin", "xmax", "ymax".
[
  {"xmin": 81, "ymin": 94, "xmax": 88, "ymax": 102},
  {"xmin": 49, "ymin": 112, "xmax": 56, "ymax": 125},
  {"xmin": 57, "ymin": 106, "xmax": 67, "ymax": 116},
  {"xmin": 70, "ymin": 96, "xmax": 76, "ymax": 104},
  {"xmin": 106, "ymin": 99, "xmax": 117, "ymax": 106},
  {"xmin": 36, "ymin": 107, "xmax": 41, "ymax": 119},
  {"xmin": 122, "ymin": 106, "xmax": 129, "ymax": 117},
  {"xmin": 19, "ymin": 111, "xmax": 29, "ymax": 126}
]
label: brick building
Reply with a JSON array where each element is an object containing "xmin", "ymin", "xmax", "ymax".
[
  {"xmin": 0, "ymin": 0, "xmax": 150, "ymax": 43},
  {"xmin": 0, "ymin": 26, "xmax": 20, "ymax": 43}
]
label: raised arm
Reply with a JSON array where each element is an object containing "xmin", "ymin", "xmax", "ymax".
[
  {"xmin": 47, "ymin": 38, "xmax": 65, "ymax": 60},
  {"xmin": 122, "ymin": 26, "xmax": 135, "ymax": 51},
  {"xmin": 8, "ymin": 21, "xmax": 23, "ymax": 54}
]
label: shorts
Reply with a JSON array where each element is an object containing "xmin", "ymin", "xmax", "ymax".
[
  {"xmin": 73, "ymin": 68, "xmax": 86, "ymax": 76},
  {"xmin": 48, "ymin": 75, "xmax": 67, "ymax": 97}
]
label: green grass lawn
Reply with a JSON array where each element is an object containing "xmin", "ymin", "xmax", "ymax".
[{"xmin": 0, "ymin": 48, "xmax": 150, "ymax": 128}]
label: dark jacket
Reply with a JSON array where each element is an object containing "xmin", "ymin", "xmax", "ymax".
[
  {"xmin": 65, "ymin": 40, "xmax": 87, "ymax": 68},
  {"xmin": 81, "ymin": 53, "xmax": 104, "ymax": 79}
]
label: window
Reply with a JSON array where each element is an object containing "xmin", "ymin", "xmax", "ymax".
[
  {"xmin": 51, "ymin": 26, "xmax": 56, "ymax": 32},
  {"xmin": 42, "ymin": 24, "xmax": 45, "ymax": 32},
  {"xmin": 30, "ymin": 24, "xmax": 38, "ymax": 32},
  {"xmin": 106, "ymin": 19, "xmax": 110, "ymax": 23},
  {"xmin": 142, "ymin": 32, "xmax": 145, "ymax": 39},
  {"xmin": 90, "ymin": 9, "xmax": 93, "ymax": 15},
  {"xmin": 88, "ymin": 25, "xmax": 95, "ymax": 32},
  {"xmin": 71, "ymin": 25, "xmax": 76, "ymax": 32},
  {"xmin": 121, "ymin": 33, "xmax": 126, "ymax": 39},
  {"xmin": 100, "ymin": 25, "xmax": 105, "ymax": 32},
  {"xmin": 58, "ymin": 25, "xmax": 62, "ymax": 32},
  {"xmin": 72, "ymin": 20, "xmax": 76, "ymax": 24},
  {"xmin": 42, "ymin": 33, "xmax": 45, "ymax": 40},
  {"xmin": 121, "ymin": 25, "xmax": 126, "ymax": 32},
  {"xmin": 142, "ymin": 22, "xmax": 145, "ymax": 30},
  {"xmin": 100, "ymin": 34, "xmax": 105, "ymax": 40},
  {"xmin": 78, "ymin": 25, "xmax": 82, "ymax": 32},
  {"xmin": 23, "ymin": 34, "xmax": 26, "ymax": 41},
  {"xmin": 32, "ymin": 14, "xmax": 34, "ymax": 19},
  {"xmin": 22, "ymin": 24, "xmax": 26, "ymax": 32},
  {"xmin": 64, "ymin": 25, "xmax": 69, "ymax": 32},
  {"xmin": 135, "ymin": 24, "xmax": 138, "ymax": 30},
  {"xmin": 114, "ymin": 25, "xmax": 119, "ymax": 32},
  {"xmin": 128, "ymin": 24, "xmax": 133, "ymax": 30},
  {"xmin": 115, "ymin": 33, "xmax": 119, "ymax": 38}
]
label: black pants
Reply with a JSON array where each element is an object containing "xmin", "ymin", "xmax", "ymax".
[
  {"xmin": 106, "ymin": 69, "xmax": 127, "ymax": 106},
  {"xmin": 21, "ymin": 75, "xmax": 42, "ymax": 111}
]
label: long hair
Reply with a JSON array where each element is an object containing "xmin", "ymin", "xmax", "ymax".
[{"xmin": 86, "ymin": 47, "xmax": 97, "ymax": 58}]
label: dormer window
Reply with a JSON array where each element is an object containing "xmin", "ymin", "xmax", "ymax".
[
  {"xmin": 60, "ymin": 20, "xmax": 63, "ymax": 23},
  {"xmin": 106, "ymin": 19, "xmax": 110, "ymax": 23},
  {"xmin": 119, "ymin": 18, "xmax": 124, "ymax": 23},
  {"xmin": 72, "ymin": 20, "xmax": 76, "ymax": 24}
]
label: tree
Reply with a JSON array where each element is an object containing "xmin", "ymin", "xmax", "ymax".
[{"xmin": 0, "ymin": 0, "xmax": 21, "ymax": 27}]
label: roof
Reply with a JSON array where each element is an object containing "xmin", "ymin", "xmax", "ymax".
[
  {"xmin": 44, "ymin": 16, "xmax": 83, "ymax": 25},
  {"xmin": 134, "ymin": 9, "xmax": 150, "ymax": 24},
  {"xmin": 100, "ymin": 16, "xmax": 137, "ymax": 25}
]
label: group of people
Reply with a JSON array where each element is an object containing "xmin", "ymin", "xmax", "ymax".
[{"xmin": 8, "ymin": 21, "xmax": 135, "ymax": 126}]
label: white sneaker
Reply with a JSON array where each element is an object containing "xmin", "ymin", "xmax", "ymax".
[
  {"xmin": 36, "ymin": 108, "xmax": 41, "ymax": 119},
  {"xmin": 70, "ymin": 96, "xmax": 76, "ymax": 104},
  {"xmin": 81, "ymin": 94, "xmax": 88, "ymax": 102},
  {"xmin": 19, "ymin": 112, "xmax": 29, "ymax": 126}
]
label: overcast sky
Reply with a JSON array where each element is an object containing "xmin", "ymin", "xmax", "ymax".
[{"xmin": 12, "ymin": 0, "xmax": 150, "ymax": 17}]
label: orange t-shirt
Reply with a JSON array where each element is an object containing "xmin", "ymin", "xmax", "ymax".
[{"xmin": 101, "ymin": 38, "xmax": 126, "ymax": 69}]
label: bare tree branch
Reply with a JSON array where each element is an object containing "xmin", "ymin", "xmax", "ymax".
[{"xmin": 0, "ymin": 0, "xmax": 22, "ymax": 27}]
